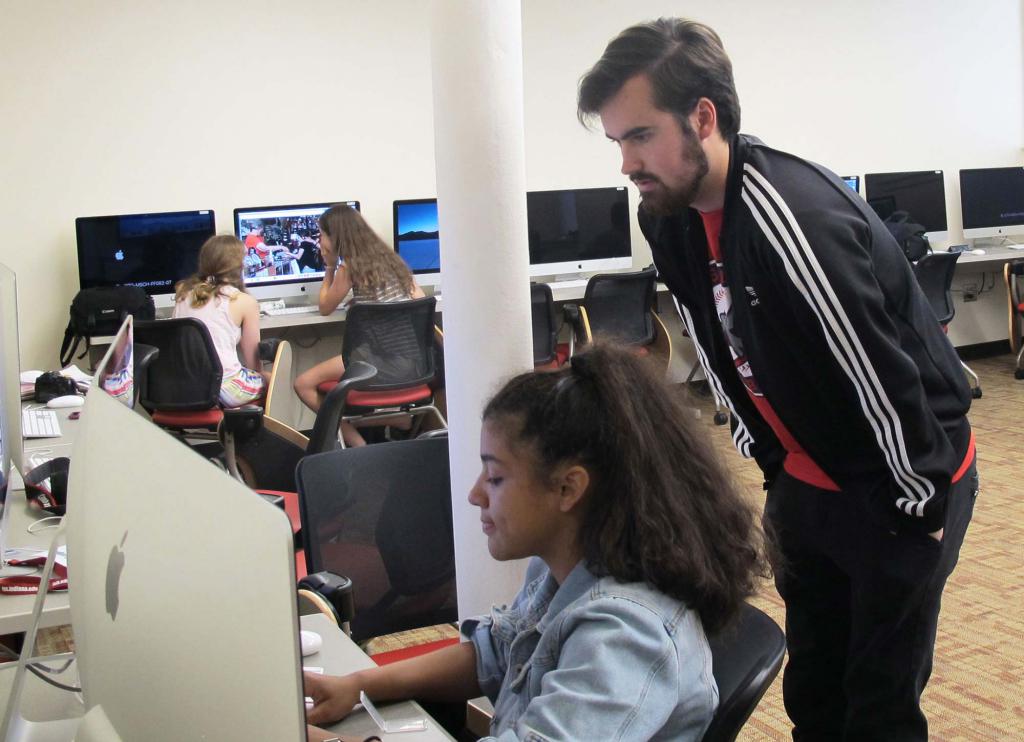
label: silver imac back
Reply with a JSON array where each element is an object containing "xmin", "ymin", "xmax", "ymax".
[{"xmin": 65, "ymin": 386, "xmax": 306, "ymax": 740}]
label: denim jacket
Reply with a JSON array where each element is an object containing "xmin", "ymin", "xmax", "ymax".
[{"xmin": 461, "ymin": 559, "xmax": 718, "ymax": 741}]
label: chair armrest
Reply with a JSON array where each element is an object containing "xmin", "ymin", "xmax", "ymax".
[
  {"xmin": 220, "ymin": 405, "xmax": 264, "ymax": 445},
  {"xmin": 306, "ymin": 362, "xmax": 378, "ymax": 454},
  {"xmin": 298, "ymin": 571, "xmax": 356, "ymax": 628},
  {"xmin": 133, "ymin": 343, "xmax": 159, "ymax": 407}
]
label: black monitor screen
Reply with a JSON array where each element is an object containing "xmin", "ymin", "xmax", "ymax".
[
  {"xmin": 864, "ymin": 170, "xmax": 947, "ymax": 233},
  {"xmin": 76, "ymin": 210, "xmax": 216, "ymax": 296},
  {"xmin": 959, "ymin": 167, "xmax": 1024, "ymax": 232},
  {"xmin": 393, "ymin": 199, "xmax": 441, "ymax": 273},
  {"xmin": 526, "ymin": 187, "xmax": 630, "ymax": 267},
  {"xmin": 234, "ymin": 201, "xmax": 359, "ymax": 286}
]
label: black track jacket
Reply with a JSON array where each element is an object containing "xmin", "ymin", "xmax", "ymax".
[{"xmin": 640, "ymin": 134, "xmax": 972, "ymax": 534}]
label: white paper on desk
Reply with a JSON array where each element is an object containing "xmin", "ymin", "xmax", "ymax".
[
  {"xmin": 2, "ymin": 545, "xmax": 68, "ymax": 568},
  {"xmin": 60, "ymin": 364, "xmax": 94, "ymax": 387}
]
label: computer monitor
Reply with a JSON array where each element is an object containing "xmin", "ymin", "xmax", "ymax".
[
  {"xmin": 526, "ymin": 186, "xmax": 632, "ymax": 278},
  {"xmin": 959, "ymin": 166, "xmax": 1024, "ymax": 241},
  {"xmin": 864, "ymin": 170, "xmax": 948, "ymax": 237},
  {"xmin": 0, "ymin": 263, "xmax": 24, "ymax": 485},
  {"xmin": 76, "ymin": 210, "xmax": 216, "ymax": 310},
  {"xmin": 62, "ymin": 386, "xmax": 307, "ymax": 740},
  {"xmin": 842, "ymin": 175, "xmax": 860, "ymax": 193},
  {"xmin": 392, "ymin": 199, "xmax": 442, "ymax": 288},
  {"xmin": 93, "ymin": 315, "xmax": 135, "ymax": 409},
  {"xmin": 0, "ymin": 263, "xmax": 21, "ymax": 566},
  {"xmin": 234, "ymin": 201, "xmax": 360, "ymax": 302}
]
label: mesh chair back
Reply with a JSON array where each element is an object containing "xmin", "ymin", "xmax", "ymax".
[
  {"xmin": 912, "ymin": 252, "xmax": 960, "ymax": 326},
  {"xmin": 583, "ymin": 267, "xmax": 656, "ymax": 346},
  {"xmin": 134, "ymin": 318, "xmax": 222, "ymax": 411},
  {"xmin": 295, "ymin": 437, "xmax": 456, "ymax": 642},
  {"xmin": 530, "ymin": 283, "xmax": 558, "ymax": 365},
  {"xmin": 703, "ymin": 603, "xmax": 786, "ymax": 742},
  {"xmin": 341, "ymin": 297, "xmax": 437, "ymax": 391}
]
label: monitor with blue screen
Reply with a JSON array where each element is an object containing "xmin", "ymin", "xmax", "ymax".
[
  {"xmin": 842, "ymin": 175, "xmax": 860, "ymax": 193},
  {"xmin": 393, "ymin": 199, "xmax": 442, "ymax": 288},
  {"xmin": 76, "ymin": 210, "xmax": 216, "ymax": 310},
  {"xmin": 959, "ymin": 166, "xmax": 1024, "ymax": 240},
  {"xmin": 234, "ymin": 200, "xmax": 360, "ymax": 301},
  {"xmin": 865, "ymin": 170, "xmax": 947, "ymax": 237}
]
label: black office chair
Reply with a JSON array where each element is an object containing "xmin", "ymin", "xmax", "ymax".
[
  {"xmin": 134, "ymin": 318, "xmax": 224, "ymax": 433},
  {"xmin": 316, "ymin": 297, "xmax": 447, "ymax": 444},
  {"xmin": 295, "ymin": 436, "xmax": 457, "ymax": 644},
  {"xmin": 530, "ymin": 283, "xmax": 564, "ymax": 369},
  {"xmin": 1003, "ymin": 259, "xmax": 1024, "ymax": 379},
  {"xmin": 911, "ymin": 252, "xmax": 982, "ymax": 398},
  {"xmin": 703, "ymin": 603, "xmax": 786, "ymax": 742},
  {"xmin": 563, "ymin": 267, "xmax": 673, "ymax": 372}
]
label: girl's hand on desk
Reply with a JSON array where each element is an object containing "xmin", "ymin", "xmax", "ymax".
[
  {"xmin": 305, "ymin": 671, "xmax": 360, "ymax": 726},
  {"xmin": 305, "ymin": 724, "xmax": 360, "ymax": 742}
]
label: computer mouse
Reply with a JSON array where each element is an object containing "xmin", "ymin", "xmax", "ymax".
[
  {"xmin": 46, "ymin": 395, "xmax": 85, "ymax": 409},
  {"xmin": 299, "ymin": 630, "xmax": 322, "ymax": 657},
  {"xmin": 970, "ymin": 248, "xmax": 987, "ymax": 255}
]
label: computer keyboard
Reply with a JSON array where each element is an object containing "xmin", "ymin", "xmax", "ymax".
[
  {"xmin": 22, "ymin": 408, "xmax": 62, "ymax": 438},
  {"xmin": 263, "ymin": 304, "xmax": 319, "ymax": 317}
]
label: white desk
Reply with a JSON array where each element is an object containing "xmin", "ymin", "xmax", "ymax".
[
  {"xmin": 0, "ymin": 408, "xmax": 82, "ymax": 635},
  {"xmin": 947, "ymin": 245, "xmax": 1024, "ymax": 347},
  {"xmin": 0, "ymin": 614, "xmax": 454, "ymax": 741},
  {"xmin": 305, "ymin": 613, "xmax": 455, "ymax": 741},
  {"xmin": 951, "ymin": 244, "xmax": 1024, "ymax": 268}
]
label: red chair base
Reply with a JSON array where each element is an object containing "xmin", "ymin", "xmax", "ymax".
[
  {"xmin": 151, "ymin": 408, "xmax": 223, "ymax": 429},
  {"xmin": 316, "ymin": 381, "xmax": 433, "ymax": 408}
]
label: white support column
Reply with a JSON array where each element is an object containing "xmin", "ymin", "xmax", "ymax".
[{"xmin": 430, "ymin": 0, "xmax": 533, "ymax": 618}]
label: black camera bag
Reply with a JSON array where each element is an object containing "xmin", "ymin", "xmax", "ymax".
[{"xmin": 59, "ymin": 286, "xmax": 155, "ymax": 366}]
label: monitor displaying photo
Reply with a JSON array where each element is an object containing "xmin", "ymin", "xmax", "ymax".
[{"xmin": 234, "ymin": 201, "xmax": 359, "ymax": 288}]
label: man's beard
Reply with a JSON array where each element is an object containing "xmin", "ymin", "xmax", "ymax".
[{"xmin": 636, "ymin": 124, "xmax": 710, "ymax": 217}]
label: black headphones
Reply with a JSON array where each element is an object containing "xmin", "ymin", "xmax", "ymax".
[{"xmin": 23, "ymin": 457, "xmax": 71, "ymax": 515}]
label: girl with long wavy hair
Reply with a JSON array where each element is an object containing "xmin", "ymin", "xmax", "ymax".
[
  {"xmin": 303, "ymin": 343, "xmax": 770, "ymax": 741},
  {"xmin": 293, "ymin": 204, "xmax": 424, "ymax": 446},
  {"xmin": 173, "ymin": 235, "xmax": 267, "ymax": 407}
]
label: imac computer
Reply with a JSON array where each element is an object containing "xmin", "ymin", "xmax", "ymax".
[
  {"xmin": 0, "ymin": 263, "xmax": 21, "ymax": 564},
  {"xmin": 0, "ymin": 262, "xmax": 24, "ymax": 483},
  {"xmin": 842, "ymin": 175, "xmax": 860, "ymax": 193},
  {"xmin": 959, "ymin": 166, "xmax": 1024, "ymax": 242},
  {"xmin": 57, "ymin": 381, "xmax": 308, "ymax": 740},
  {"xmin": 864, "ymin": 170, "xmax": 948, "ymax": 239},
  {"xmin": 526, "ymin": 186, "xmax": 632, "ymax": 279},
  {"xmin": 76, "ymin": 210, "xmax": 216, "ymax": 310},
  {"xmin": 393, "ymin": 198, "xmax": 442, "ymax": 288},
  {"xmin": 234, "ymin": 200, "xmax": 360, "ymax": 302}
]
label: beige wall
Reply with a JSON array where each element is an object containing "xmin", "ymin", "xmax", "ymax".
[{"xmin": 2, "ymin": 0, "xmax": 1022, "ymax": 368}]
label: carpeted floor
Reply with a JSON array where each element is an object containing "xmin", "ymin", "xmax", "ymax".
[{"xmin": 687, "ymin": 353, "xmax": 1024, "ymax": 741}]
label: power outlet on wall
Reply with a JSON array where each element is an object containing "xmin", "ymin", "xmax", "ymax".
[{"xmin": 961, "ymin": 282, "xmax": 979, "ymax": 302}]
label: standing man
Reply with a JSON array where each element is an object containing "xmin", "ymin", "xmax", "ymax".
[{"xmin": 578, "ymin": 18, "xmax": 977, "ymax": 741}]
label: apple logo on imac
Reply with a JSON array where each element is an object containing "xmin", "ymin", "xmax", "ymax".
[{"xmin": 105, "ymin": 531, "xmax": 127, "ymax": 620}]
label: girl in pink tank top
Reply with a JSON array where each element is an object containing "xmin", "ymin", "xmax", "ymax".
[{"xmin": 173, "ymin": 235, "xmax": 267, "ymax": 407}]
